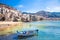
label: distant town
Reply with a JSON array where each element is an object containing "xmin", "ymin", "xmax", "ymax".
[{"xmin": 0, "ymin": 3, "xmax": 60, "ymax": 22}]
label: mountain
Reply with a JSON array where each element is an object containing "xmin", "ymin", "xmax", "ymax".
[
  {"xmin": 22, "ymin": 12, "xmax": 35, "ymax": 15},
  {"xmin": 22, "ymin": 11, "xmax": 60, "ymax": 18}
]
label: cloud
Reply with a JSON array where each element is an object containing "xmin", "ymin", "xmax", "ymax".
[
  {"xmin": 14, "ymin": 4, "xmax": 24, "ymax": 11},
  {"xmin": 17, "ymin": 5, "xmax": 24, "ymax": 8},
  {"xmin": 13, "ymin": 0, "xmax": 60, "ymax": 12},
  {"xmin": 44, "ymin": 0, "xmax": 60, "ymax": 12},
  {"xmin": 45, "ymin": 6, "xmax": 60, "ymax": 12},
  {"xmin": 14, "ymin": 5, "xmax": 24, "ymax": 8},
  {"xmin": 24, "ymin": 10, "xmax": 36, "ymax": 13}
]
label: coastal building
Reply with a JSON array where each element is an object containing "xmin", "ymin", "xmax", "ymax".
[
  {"xmin": 21, "ymin": 14, "xmax": 30, "ymax": 22},
  {"xmin": 0, "ymin": 3, "xmax": 22, "ymax": 21},
  {"xmin": 31, "ymin": 15, "xmax": 46, "ymax": 21},
  {"xmin": 30, "ymin": 15, "xmax": 37, "ymax": 21},
  {"xmin": 0, "ymin": 3, "xmax": 59, "ymax": 22}
]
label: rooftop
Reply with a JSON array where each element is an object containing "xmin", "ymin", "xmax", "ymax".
[{"xmin": 0, "ymin": 3, "xmax": 16, "ymax": 10}]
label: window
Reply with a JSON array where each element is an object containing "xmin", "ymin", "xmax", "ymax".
[
  {"xmin": 1, "ymin": 8, "xmax": 3, "ymax": 14},
  {"xmin": 0, "ymin": 8, "xmax": 1, "ymax": 13}
]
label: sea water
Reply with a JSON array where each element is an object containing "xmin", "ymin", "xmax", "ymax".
[
  {"xmin": 19, "ymin": 21, "xmax": 60, "ymax": 40},
  {"xmin": 0, "ymin": 21, "xmax": 60, "ymax": 40}
]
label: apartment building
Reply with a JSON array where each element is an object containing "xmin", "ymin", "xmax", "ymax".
[{"xmin": 0, "ymin": 3, "xmax": 22, "ymax": 21}]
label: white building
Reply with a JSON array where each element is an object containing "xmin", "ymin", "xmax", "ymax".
[{"xmin": 0, "ymin": 3, "xmax": 22, "ymax": 21}]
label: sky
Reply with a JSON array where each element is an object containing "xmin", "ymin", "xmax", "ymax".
[{"xmin": 0, "ymin": 0, "xmax": 60, "ymax": 13}]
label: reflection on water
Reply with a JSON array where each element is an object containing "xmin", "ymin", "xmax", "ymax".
[{"xmin": 0, "ymin": 21, "xmax": 60, "ymax": 40}]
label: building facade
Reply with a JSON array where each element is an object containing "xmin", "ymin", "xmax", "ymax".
[{"xmin": 0, "ymin": 3, "xmax": 22, "ymax": 21}]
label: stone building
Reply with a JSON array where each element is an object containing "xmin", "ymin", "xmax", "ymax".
[
  {"xmin": 30, "ymin": 15, "xmax": 37, "ymax": 21},
  {"xmin": 0, "ymin": 3, "xmax": 22, "ymax": 21},
  {"xmin": 35, "ymin": 15, "xmax": 46, "ymax": 21},
  {"xmin": 21, "ymin": 14, "xmax": 30, "ymax": 22}
]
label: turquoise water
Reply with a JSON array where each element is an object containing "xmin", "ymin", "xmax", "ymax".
[
  {"xmin": 0, "ymin": 21, "xmax": 60, "ymax": 40},
  {"xmin": 20, "ymin": 21, "xmax": 60, "ymax": 40}
]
